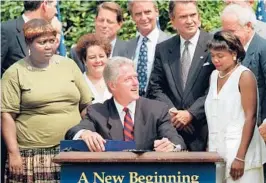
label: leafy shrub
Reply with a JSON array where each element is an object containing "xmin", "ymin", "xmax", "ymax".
[{"xmin": 1, "ymin": 0, "xmax": 225, "ymax": 54}]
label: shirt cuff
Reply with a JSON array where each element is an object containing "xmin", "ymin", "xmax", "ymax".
[{"xmin": 73, "ymin": 129, "xmax": 86, "ymax": 140}]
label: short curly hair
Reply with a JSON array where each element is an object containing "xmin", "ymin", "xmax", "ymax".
[
  {"xmin": 23, "ymin": 18, "xmax": 56, "ymax": 45},
  {"xmin": 75, "ymin": 33, "xmax": 112, "ymax": 63}
]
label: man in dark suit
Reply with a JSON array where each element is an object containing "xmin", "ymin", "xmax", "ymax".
[
  {"xmin": 221, "ymin": 4, "xmax": 266, "ymax": 181},
  {"xmin": 70, "ymin": 2, "xmax": 126, "ymax": 73},
  {"xmin": 146, "ymin": 1, "xmax": 215, "ymax": 151},
  {"xmin": 1, "ymin": 0, "xmax": 57, "ymax": 76},
  {"xmin": 121, "ymin": 0, "xmax": 170, "ymax": 96},
  {"xmin": 65, "ymin": 56, "xmax": 186, "ymax": 152},
  {"xmin": 0, "ymin": 1, "xmax": 57, "ymax": 181}
]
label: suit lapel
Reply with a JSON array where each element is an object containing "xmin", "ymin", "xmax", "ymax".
[
  {"xmin": 107, "ymin": 98, "xmax": 124, "ymax": 140},
  {"xmin": 127, "ymin": 37, "xmax": 139, "ymax": 60},
  {"xmin": 134, "ymin": 99, "xmax": 146, "ymax": 146},
  {"xmin": 168, "ymin": 35, "xmax": 183, "ymax": 97},
  {"xmin": 242, "ymin": 34, "xmax": 257, "ymax": 67},
  {"xmin": 183, "ymin": 31, "xmax": 209, "ymax": 99},
  {"xmin": 16, "ymin": 17, "xmax": 28, "ymax": 57}
]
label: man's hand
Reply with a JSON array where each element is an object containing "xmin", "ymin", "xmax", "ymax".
[
  {"xmin": 154, "ymin": 138, "xmax": 175, "ymax": 152},
  {"xmin": 259, "ymin": 122, "xmax": 266, "ymax": 142},
  {"xmin": 80, "ymin": 130, "xmax": 106, "ymax": 152},
  {"xmin": 169, "ymin": 108, "xmax": 193, "ymax": 132}
]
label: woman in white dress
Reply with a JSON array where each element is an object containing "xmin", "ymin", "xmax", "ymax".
[
  {"xmin": 76, "ymin": 33, "xmax": 112, "ymax": 104},
  {"xmin": 205, "ymin": 31, "xmax": 266, "ymax": 183}
]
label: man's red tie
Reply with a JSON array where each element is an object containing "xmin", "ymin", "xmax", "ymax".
[{"xmin": 123, "ymin": 107, "xmax": 134, "ymax": 141}]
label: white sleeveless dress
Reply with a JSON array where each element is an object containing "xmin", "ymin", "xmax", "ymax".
[
  {"xmin": 83, "ymin": 73, "xmax": 112, "ymax": 104},
  {"xmin": 205, "ymin": 65, "xmax": 266, "ymax": 183}
]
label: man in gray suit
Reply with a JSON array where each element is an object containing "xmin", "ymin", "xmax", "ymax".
[
  {"xmin": 211, "ymin": 0, "xmax": 266, "ymax": 39},
  {"xmin": 147, "ymin": 1, "xmax": 215, "ymax": 151},
  {"xmin": 65, "ymin": 57, "xmax": 186, "ymax": 152},
  {"xmin": 70, "ymin": 2, "xmax": 126, "ymax": 73},
  {"xmin": 121, "ymin": 0, "xmax": 170, "ymax": 96}
]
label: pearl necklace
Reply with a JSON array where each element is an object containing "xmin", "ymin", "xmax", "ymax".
[{"xmin": 218, "ymin": 64, "xmax": 239, "ymax": 79}]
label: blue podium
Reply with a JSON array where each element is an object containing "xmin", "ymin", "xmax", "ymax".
[{"xmin": 53, "ymin": 151, "xmax": 224, "ymax": 183}]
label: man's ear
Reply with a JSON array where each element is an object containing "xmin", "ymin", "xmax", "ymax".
[
  {"xmin": 108, "ymin": 82, "xmax": 116, "ymax": 92},
  {"xmin": 41, "ymin": 0, "xmax": 48, "ymax": 12}
]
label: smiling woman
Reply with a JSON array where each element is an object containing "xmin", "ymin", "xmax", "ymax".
[
  {"xmin": 76, "ymin": 33, "xmax": 112, "ymax": 104},
  {"xmin": 1, "ymin": 18, "xmax": 93, "ymax": 183}
]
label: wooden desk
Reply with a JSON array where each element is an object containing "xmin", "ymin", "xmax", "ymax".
[{"xmin": 54, "ymin": 152, "xmax": 224, "ymax": 183}]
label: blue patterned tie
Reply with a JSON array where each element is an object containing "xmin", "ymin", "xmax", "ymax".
[{"xmin": 137, "ymin": 37, "xmax": 148, "ymax": 96}]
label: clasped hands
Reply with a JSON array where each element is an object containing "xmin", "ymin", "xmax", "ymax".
[
  {"xmin": 169, "ymin": 107, "xmax": 195, "ymax": 134},
  {"xmin": 80, "ymin": 130, "xmax": 176, "ymax": 152}
]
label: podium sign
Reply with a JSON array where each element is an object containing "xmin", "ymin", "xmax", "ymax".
[{"xmin": 54, "ymin": 152, "xmax": 224, "ymax": 183}]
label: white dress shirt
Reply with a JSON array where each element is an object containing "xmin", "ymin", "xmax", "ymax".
[
  {"xmin": 73, "ymin": 99, "xmax": 136, "ymax": 139},
  {"xmin": 113, "ymin": 99, "xmax": 136, "ymax": 126},
  {"xmin": 134, "ymin": 28, "xmax": 160, "ymax": 90},
  {"xmin": 110, "ymin": 38, "xmax": 117, "ymax": 57},
  {"xmin": 180, "ymin": 29, "xmax": 200, "ymax": 61}
]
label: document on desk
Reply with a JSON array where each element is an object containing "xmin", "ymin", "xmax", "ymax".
[{"xmin": 60, "ymin": 140, "xmax": 136, "ymax": 152}]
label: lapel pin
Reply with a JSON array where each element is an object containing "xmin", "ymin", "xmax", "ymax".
[{"xmin": 200, "ymin": 56, "xmax": 204, "ymax": 59}]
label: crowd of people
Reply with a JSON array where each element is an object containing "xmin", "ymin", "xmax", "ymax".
[{"xmin": 1, "ymin": 0, "xmax": 266, "ymax": 183}]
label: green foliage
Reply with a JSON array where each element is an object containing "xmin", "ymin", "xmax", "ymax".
[{"xmin": 1, "ymin": 0, "xmax": 225, "ymax": 54}]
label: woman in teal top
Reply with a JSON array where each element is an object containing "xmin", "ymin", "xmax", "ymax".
[{"xmin": 1, "ymin": 19, "xmax": 93, "ymax": 183}]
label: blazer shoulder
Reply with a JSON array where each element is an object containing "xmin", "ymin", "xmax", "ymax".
[
  {"xmin": 156, "ymin": 35, "xmax": 178, "ymax": 49},
  {"xmin": 88, "ymin": 99, "xmax": 112, "ymax": 115},
  {"xmin": 199, "ymin": 30, "xmax": 213, "ymax": 42},
  {"xmin": 2, "ymin": 17, "xmax": 23, "ymax": 30},
  {"xmin": 140, "ymin": 97, "xmax": 169, "ymax": 111}
]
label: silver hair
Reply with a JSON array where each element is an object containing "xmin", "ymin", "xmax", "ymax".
[
  {"xmin": 221, "ymin": 4, "xmax": 257, "ymax": 29},
  {"xmin": 103, "ymin": 56, "xmax": 136, "ymax": 89},
  {"xmin": 127, "ymin": 0, "xmax": 158, "ymax": 15}
]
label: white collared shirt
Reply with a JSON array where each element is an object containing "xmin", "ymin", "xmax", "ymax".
[
  {"xmin": 180, "ymin": 29, "xmax": 200, "ymax": 60},
  {"xmin": 22, "ymin": 14, "xmax": 30, "ymax": 23},
  {"xmin": 73, "ymin": 99, "xmax": 136, "ymax": 139},
  {"xmin": 244, "ymin": 32, "xmax": 255, "ymax": 52},
  {"xmin": 113, "ymin": 99, "xmax": 136, "ymax": 126},
  {"xmin": 134, "ymin": 28, "xmax": 160, "ymax": 90},
  {"xmin": 110, "ymin": 38, "xmax": 117, "ymax": 57}
]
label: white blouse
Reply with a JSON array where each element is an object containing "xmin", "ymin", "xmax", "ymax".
[{"xmin": 83, "ymin": 73, "xmax": 112, "ymax": 104}]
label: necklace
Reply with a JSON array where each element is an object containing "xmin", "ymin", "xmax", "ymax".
[{"xmin": 218, "ymin": 63, "xmax": 239, "ymax": 79}]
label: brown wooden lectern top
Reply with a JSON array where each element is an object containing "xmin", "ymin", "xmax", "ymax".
[{"xmin": 53, "ymin": 152, "xmax": 224, "ymax": 164}]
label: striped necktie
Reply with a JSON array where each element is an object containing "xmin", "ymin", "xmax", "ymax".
[{"xmin": 123, "ymin": 107, "xmax": 134, "ymax": 141}]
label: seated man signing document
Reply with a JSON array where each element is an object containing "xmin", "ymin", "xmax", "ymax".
[{"xmin": 65, "ymin": 57, "xmax": 186, "ymax": 152}]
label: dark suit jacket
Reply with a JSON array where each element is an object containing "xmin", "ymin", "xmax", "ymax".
[
  {"xmin": 120, "ymin": 30, "xmax": 170, "ymax": 60},
  {"xmin": 70, "ymin": 38, "xmax": 127, "ymax": 73},
  {"xmin": 242, "ymin": 33, "xmax": 266, "ymax": 123},
  {"xmin": 1, "ymin": 16, "xmax": 28, "ymax": 76},
  {"xmin": 146, "ymin": 31, "xmax": 215, "ymax": 151},
  {"xmin": 65, "ymin": 97, "xmax": 186, "ymax": 150}
]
